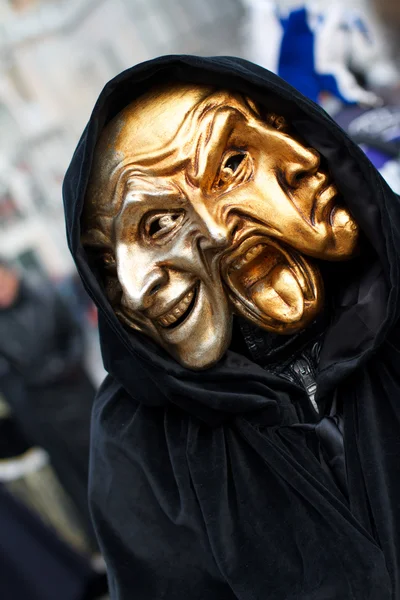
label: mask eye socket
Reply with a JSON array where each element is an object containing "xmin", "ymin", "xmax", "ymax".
[
  {"xmin": 103, "ymin": 251, "xmax": 116, "ymax": 271},
  {"xmin": 224, "ymin": 153, "xmax": 245, "ymax": 173},
  {"xmin": 215, "ymin": 150, "xmax": 251, "ymax": 189},
  {"xmin": 144, "ymin": 211, "xmax": 184, "ymax": 242}
]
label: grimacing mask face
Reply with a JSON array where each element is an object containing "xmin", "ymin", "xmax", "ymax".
[{"xmin": 82, "ymin": 83, "xmax": 359, "ymax": 369}]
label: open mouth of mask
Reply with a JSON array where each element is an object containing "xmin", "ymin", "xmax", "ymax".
[{"xmin": 221, "ymin": 235, "xmax": 323, "ymax": 334}]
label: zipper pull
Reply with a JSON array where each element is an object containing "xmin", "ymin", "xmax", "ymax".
[{"xmin": 292, "ymin": 358, "xmax": 319, "ymax": 413}]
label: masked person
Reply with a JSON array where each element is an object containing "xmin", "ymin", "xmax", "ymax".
[
  {"xmin": 0, "ymin": 260, "xmax": 98, "ymax": 553},
  {"xmin": 63, "ymin": 56, "xmax": 400, "ymax": 600}
]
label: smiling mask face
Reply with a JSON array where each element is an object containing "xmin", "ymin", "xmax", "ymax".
[{"xmin": 82, "ymin": 83, "xmax": 359, "ymax": 369}]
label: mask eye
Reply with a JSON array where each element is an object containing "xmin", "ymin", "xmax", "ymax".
[
  {"xmin": 215, "ymin": 151, "xmax": 250, "ymax": 188},
  {"xmin": 224, "ymin": 153, "xmax": 245, "ymax": 173},
  {"xmin": 103, "ymin": 252, "xmax": 116, "ymax": 270},
  {"xmin": 145, "ymin": 211, "xmax": 184, "ymax": 241}
]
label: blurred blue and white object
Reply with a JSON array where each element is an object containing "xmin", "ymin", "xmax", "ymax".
[
  {"xmin": 243, "ymin": 0, "xmax": 399, "ymax": 106},
  {"xmin": 336, "ymin": 105, "xmax": 400, "ymax": 193},
  {"xmin": 243, "ymin": 0, "xmax": 400, "ymax": 192}
]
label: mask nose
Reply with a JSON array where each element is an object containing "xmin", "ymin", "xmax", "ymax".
[
  {"xmin": 205, "ymin": 222, "xmax": 230, "ymax": 247},
  {"xmin": 193, "ymin": 203, "xmax": 240, "ymax": 250},
  {"xmin": 120, "ymin": 266, "xmax": 168, "ymax": 313},
  {"xmin": 285, "ymin": 146, "xmax": 320, "ymax": 188}
]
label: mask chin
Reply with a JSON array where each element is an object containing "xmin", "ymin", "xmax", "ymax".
[
  {"xmin": 170, "ymin": 340, "xmax": 231, "ymax": 370},
  {"xmin": 116, "ymin": 289, "xmax": 233, "ymax": 370},
  {"xmin": 221, "ymin": 237, "xmax": 324, "ymax": 335}
]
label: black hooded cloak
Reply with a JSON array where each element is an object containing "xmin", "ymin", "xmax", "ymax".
[{"xmin": 63, "ymin": 56, "xmax": 400, "ymax": 599}]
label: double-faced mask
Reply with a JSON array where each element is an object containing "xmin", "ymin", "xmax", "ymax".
[{"xmin": 82, "ymin": 84, "xmax": 359, "ymax": 369}]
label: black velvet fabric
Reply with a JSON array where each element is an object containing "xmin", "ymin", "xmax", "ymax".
[{"xmin": 63, "ymin": 56, "xmax": 400, "ymax": 599}]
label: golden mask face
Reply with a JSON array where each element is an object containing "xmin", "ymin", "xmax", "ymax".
[{"xmin": 82, "ymin": 84, "xmax": 359, "ymax": 369}]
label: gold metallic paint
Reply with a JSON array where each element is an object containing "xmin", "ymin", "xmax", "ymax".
[{"xmin": 82, "ymin": 84, "xmax": 359, "ymax": 369}]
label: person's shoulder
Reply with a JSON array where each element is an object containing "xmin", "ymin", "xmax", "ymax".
[
  {"xmin": 93, "ymin": 373, "xmax": 175, "ymax": 443},
  {"xmin": 93, "ymin": 374, "xmax": 141, "ymax": 428}
]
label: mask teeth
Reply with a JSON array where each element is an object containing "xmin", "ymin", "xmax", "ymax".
[
  {"xmin": 158, "ymin": 288, "xmax": 195, "ymax": 327},
  {"xmin": 230, "ymin": 244, "xmax": 265, "ymax": 271}
]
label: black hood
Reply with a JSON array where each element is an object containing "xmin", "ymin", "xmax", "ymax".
[
  {"xmin": 63, "ymin": 55, "xmax": 400, "ymax": 424},
  {"xmin": 63, "ymin": 56, "xmax": 400, "ymax": 600}
]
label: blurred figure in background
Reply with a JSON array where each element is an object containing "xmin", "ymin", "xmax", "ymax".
[
  {"xmin": 243, "ymin": 0, "xmax": 399, "ymax": 108},
  {"xmin": 0, "ymin": 258, "xmax": 97, "ymax": 552},
  {"xmin": 242, "ymin": 0, "xmax": 400, "ymax": 193},
  {"xmin": 0, "ymin": 393, "xmax": 99, "ymax": 600},
  {"xmin": 0, "ymin": 482, "xmax": 96, "ymax": 600}
]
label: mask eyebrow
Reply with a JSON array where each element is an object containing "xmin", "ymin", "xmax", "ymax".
[
  {"xmin": 120, "ymin": 177, "xmax": 185, "ymax": 211},
  {"xmin": 192, "ymin": 107, "xmax": 246, "ymax": 187}
]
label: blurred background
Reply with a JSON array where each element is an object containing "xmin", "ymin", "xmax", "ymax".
[{"xmin": 0, "ymin": 1, "xmax": 399, "ymax": 599}]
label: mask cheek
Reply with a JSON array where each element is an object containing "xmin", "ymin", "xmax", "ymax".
[
  {"xmin": 165, "ymin": 283, "xmax": 232, "ymax": 369},
  {"xmin": 115, "ymin": 303, "xmax": 151, "ymax": 335},
  {"xmin": 330, "ymin": 207, "xmax": 360, "ymax": 258}
]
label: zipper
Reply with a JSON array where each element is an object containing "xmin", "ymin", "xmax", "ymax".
[
  {"xmin": 238, "ymin": 317, "xmax": 322, "ymax": 414},
  {"xmin": 291, "ymin": 356, "xmax": 319, "ymax": 413}
]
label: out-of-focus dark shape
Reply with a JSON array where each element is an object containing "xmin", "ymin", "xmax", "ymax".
[
  {"xmin": 0, "ymin": 391, "xmax": 108, "ymax": 598},
  {"xmin": 0, "ymin": 392, "xmax": 90, "ymax": 555},
  {"xmin": 0, "ymin": 259, "xmax": 97, "ymax": 550},
  {"xmin": 0, "ymin": 483, "xmax": 94, "ymax": 600},
  {"xmin": 373, "ymin": 0, "xmax": 400, "ymax": 76},
  {"xmin": 374, "ymin": 0, "xmax": 400, "ymax": 30}
]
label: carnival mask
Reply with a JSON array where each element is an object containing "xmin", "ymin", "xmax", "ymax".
[{"xmin": 82, "ymin": 84, "xmax": 359, "ymax": 369}]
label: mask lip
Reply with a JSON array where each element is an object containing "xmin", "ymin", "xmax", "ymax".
[
  {"xmin": 115, "ymin": 281, "xmax": 200, "ymax": 333},
  {"xmin": 221, "ymin": 233, "xmax": 323, "ymax": 333}
]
